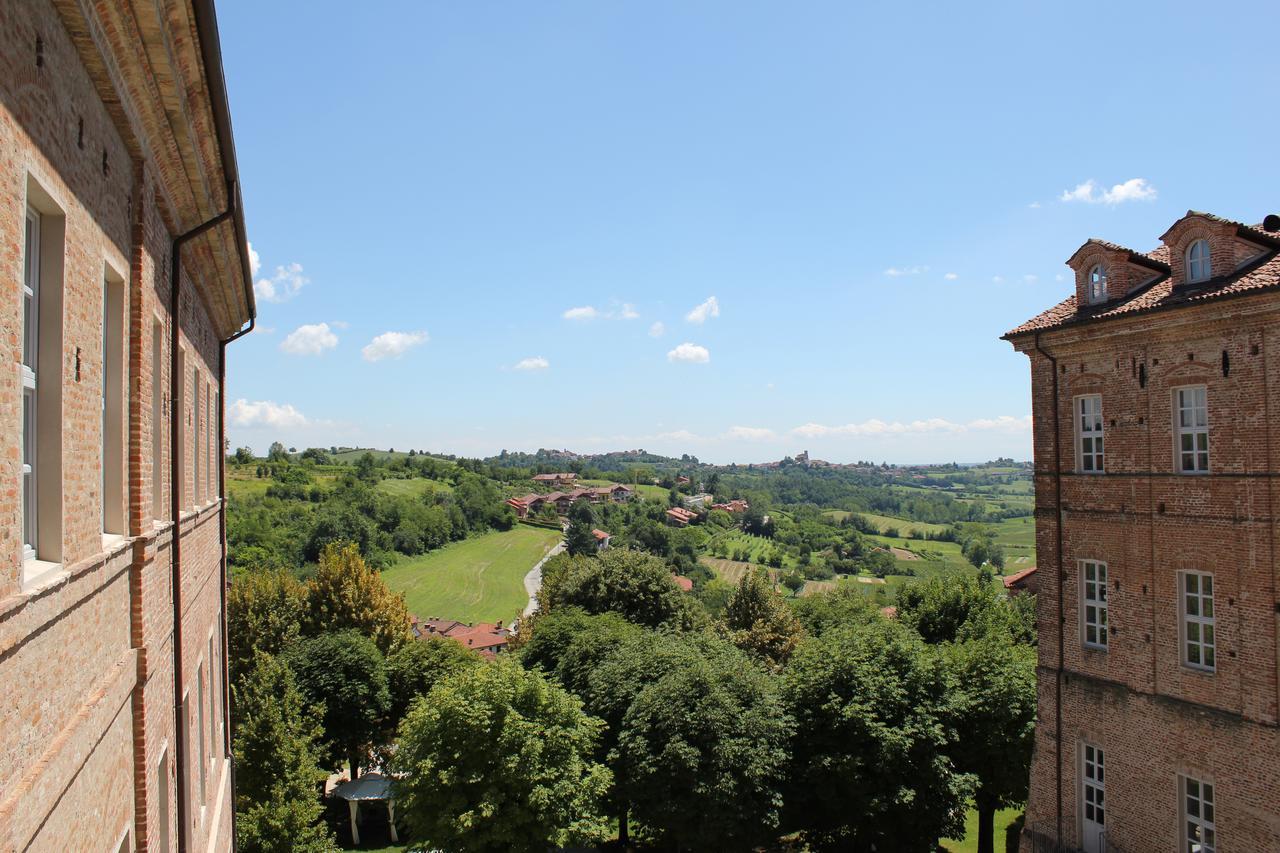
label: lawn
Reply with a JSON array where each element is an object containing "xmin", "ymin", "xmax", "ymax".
[
  {"xmin": 380, "ymin": 526, "xmax": 563, "ymax": 624},
  {"xmin": 939, "ymin": 807, "xmax": 1022, "ymax": 853},
  {"xmin": 375, "ymin": 477, "xmax": 452, "ymax": 498}
]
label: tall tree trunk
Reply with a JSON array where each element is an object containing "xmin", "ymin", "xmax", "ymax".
[
  {"xmin": 976, "ymin": 791, "xmax": 997, "ymax": 853},
  {"xmin": 618, "ymin": 806, "xmax": 629, "ymax": 847},
  {"xmin": 349, "ymin": 748, "xmax": 361, "ymax": 780}
]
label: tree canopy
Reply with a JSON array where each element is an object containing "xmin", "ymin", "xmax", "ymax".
[{"xmin": 392, "ymin": 659, "xmax": 611, "ymax": 852}]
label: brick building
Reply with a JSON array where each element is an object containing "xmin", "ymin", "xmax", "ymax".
[
  {"xmin": 0, "ymin": 1, "xmax": 253, "ymax": 850},
  {"xmin": 1005, "ymin": 211, "xmax": 1280, "ymax": 852}
]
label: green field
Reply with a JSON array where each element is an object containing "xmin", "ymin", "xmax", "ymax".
[
  {"xmin": 379, "ymin": 526, "xmax": 563, "ymax": 624},
  {"xmin": 828, "ymin": 511, "xmax": 949, "ymax": 537},
  {"xmin": 940, "ymin": 807, "xmax": 1022, "ymax": 853},
  {"xmin": 375, "ymin": 478, "xmax": 452, "ymax": 498}
]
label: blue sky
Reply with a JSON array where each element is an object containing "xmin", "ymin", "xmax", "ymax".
[{"xmin": 219, "ymin": 0, "xmax": 1280, "ymax": 464}]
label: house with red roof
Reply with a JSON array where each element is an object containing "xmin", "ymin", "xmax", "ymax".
[
  {"xmin": 665, "ymin": 506, "xmax": 698, "ymax": 527},
  {"xmin": 1002, "ymin": 566, "xmax": 1038, "ymax": 596},
  {"xmin": 671, "ymin": 575, "xmax": 694, "ymax": 592},
  {"xmin": 412, "ymin": 616, "xmax": 511, "ymax": 659}
]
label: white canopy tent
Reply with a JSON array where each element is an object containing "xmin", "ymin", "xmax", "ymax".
[{"xmin": 331, "ymin": 771, "xmax": 399, "ymax": 845}]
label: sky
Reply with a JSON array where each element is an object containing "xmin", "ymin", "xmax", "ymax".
[{"xmin": 218, "ymin": 0, "xmax": 1280, "ymax": 465}]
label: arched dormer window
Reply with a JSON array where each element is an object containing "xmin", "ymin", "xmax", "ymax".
[
  {"xmin": 1088, "ymin": 265, "xmax": 1107, "ymax": 304},
  {"xmin": 1186, "ymin": 239, "xmax": 1211, "ymax": 283}
]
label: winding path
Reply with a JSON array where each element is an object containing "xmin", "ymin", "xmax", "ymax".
[{"xmin": 523, "ymin": 540, "xmax": 566, "ymax": 617}]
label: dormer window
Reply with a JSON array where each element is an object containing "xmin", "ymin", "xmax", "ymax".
[
  {"xmin": 1186, "ymin": 239, "xmax": 1211, "ymax": 283},
  {"xmin": 1088, "ymin": 265, "xmax": 1107, "ymax": 304}
]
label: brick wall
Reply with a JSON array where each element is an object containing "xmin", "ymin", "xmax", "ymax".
[
  {"xmin": 0, "ymin": 0, "xmax": 237, "ymax": 849},
  {"xmin": 1013, "ymin": 288, "xmax": 1280, "ymax": 851}
]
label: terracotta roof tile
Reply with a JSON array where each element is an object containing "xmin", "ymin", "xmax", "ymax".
[{"xmin": 1006, "ymin": 236, "xmax": 1280, "ymax": 339}]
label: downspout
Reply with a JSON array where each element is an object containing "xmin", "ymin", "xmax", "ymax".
[
  {"xmin": 1033, "ymin": 332, "xmax": 1065, "ymax": 847},
  {"xmin": 171, "ymin": 207, "xmax": 235, "ymax": 853},
  {"xmin": 190, "ymin": 2, "xmax": 257, "ymax": 849}
]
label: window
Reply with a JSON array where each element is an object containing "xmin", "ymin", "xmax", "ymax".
[
  {"xmin": 1182, "ymin": 775, "xmax": 1216, "ymax": 853},
  {"xmin": 192, "ymin": 369, "xmax": 201, "ymax": 507},
  {"xmin": 1081, "ymin": 560, "xmax": 1108, "ymax": 649},
  {"xmin": 152, "ymin": 321, "xmax": 165, "ymax": 520},
  {"xmin": 206, "ymin": 379, "xmax": 213, "ymax": 503},
  {"xmin": 103, "ymin": 270, "xmax": 125, "ymax": 536},
  {"xmin": 1187, "ymin": 239, "xmax": 1211, "ymax": 283},
  {"xmin": 22, "ymin": 208, "xmax": 39, "ymax": 561},
  {"xmin": 1181, "ymin": 572, "xmax": 1216, "ymax": 671},
  {"xmin": 1088, "ymin": 264, "xmax": 1107, "ymax": 304},
  {"xmin": 20, "ymin": 181, "xmax": 65, "ymax": 576},
  {"xmin": 1077, "ymin": 395, "xmax": 1104, "ymax": 473},
  {"xmin": 1081, "ymin": 743, "xmax": 1105, "ymax": 851},
  {"xmin": 1176, "ymin": 387, "xmax": 1209, "ymax": 473},
  {"xmin": 208, "ymin": 633, "xmax": 219, "ymax": 762},
  {"xmin": 156, "ymin": 747, "xmax": 171, "ymax": 853},
  {"xmin": 176, "ymin": 348, "xmax": 186, "ymax": 511},
  {"xmin": 213, "ymin": 390, "xmax": 221, "ymax": 500},
  {"xmin": 197, "ymin": 663, "xmax": 207, "ymax": 807}
]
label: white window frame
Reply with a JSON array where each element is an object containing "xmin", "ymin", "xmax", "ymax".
[
  {"xmin": 1076, "ymin": 395, "xmax": 1105, "ymax": 474},
  {"xmin": 1181, "ymin": 775, "xmax": 1216, "ymax": 853},
  {"xmin": 1081, "ymin": 742, "xmax": 1106, "ymax": 841},
  {"xmin": 193, "ymin": 368, "xmax": 201, "ymax": 508},
  {"xmin": 152, "ymin": 320, "xmax": 165, "ymax": 521},
  {"xmin": 22, "ymin": 208, "xmax": 40, "ymax": 562},
  {"xmin": 1081, "ymin": 560, "xmax": 1108, "ymax": 649},
  {"xmin": 102, "ymin": 268, "xmax": 125, "ymax": 538},
  {"xmin": 1186, "ymin": 239, "xmax": 1211, "ymax": 283},
  {"xmin": 1088, "ymin": 264, "xmax": 1107, "ymax": 304},
  {"xmin": 197, "ymin": 660, "xmax": 207, "ymax": 812},
  {"xmin": 1181, "ymin": 571, "xmax": 1216, "ymax": 672},
  {"xmin": 1175, "ymin": 386, "xmax": 1210, "ymax": 474}
]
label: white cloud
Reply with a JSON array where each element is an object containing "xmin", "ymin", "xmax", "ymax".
[
  {"xmin": 649, "ymin": 321, "xmax": 666, "ymax": 337},
  {"xmin": 791, "ymin": 414, "xmax": 1032, "ymax": 438},
  {"xmin": 247, "ymin": 241, "xmax": 261, "ymax": 277},
  {"xmin": 1055, "ymin": 273, "xmax": 1066, "ymax": 282},
  {"xmin": 667, "ymin": 342, "xmax": 710, "ymax": 363},
  {"xmin": 254, "ymin": 261, "xmax": 308, "ymax": 303},
  {"xmin": 280, "ymin": 322, "xmax": 338, "ymax": 356},
  {"xmin": 992, "ymin": 275, "xmax": 1005, "ymax": 284},
  {"xmin": 228, "ymin": 399, "xmax": 308, "ymax": 429},
  {"xmin": 514, "ymin": 356, "xmax": 550, "ymax": 371},
  {"xmin": 1060, "ymin": 177, "xmax": 1157, "ymax": 205},
  {"xmin": 884, "ymin": 265, "xmax": 929, "ymax": 277},
  {"xmin": 1023, "ymin": 274, "xmax": 1039, "ymax": 284},
  {"xmin": 362, "ymin": 330, "xmax": 428, "ymax": 362},
  {"xmin": 563, "ymin": 306, "xmax": 599, "ymax": 321},
  {"xmin": 685, "ymin": 296, "xmax": 720, "ymax": 324},
  {"xmin": 1028, "ymin": 201, "xmax": 1042, "ymax": 209},
  {"xmin": 724, "ymin": 425, "xmax": 775, "ymax": 440},
  {"xmin": 944, "ymin": 272, "xmax": 958, "ymax": 281},
  {"xmin": 619, "ymin": 303, "xmax": 639, "ymax": 320}
]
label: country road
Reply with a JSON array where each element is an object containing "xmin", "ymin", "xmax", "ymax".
[{"xmin": 523, "ymin": 540, "xmax": 566, "ymax": 617}]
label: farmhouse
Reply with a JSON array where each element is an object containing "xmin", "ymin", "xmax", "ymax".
[
  {"xmin": 0, "ymin": 2, "xmax": 254, "ymax": 849},
  {"xmin": 414, "ymin": 617, "xmax": 510, "ymax": 659},
  {"xmin": 1004, "ymin": 210, "xmax": 1280, "ymax": 852},
  {"xmin": 684, "ymin": 492, "xmax": 714, "ymax": 508},
  {"xmin": 710, "ymin": 499, "xmax": 750, "ymax": 513},
  {"xmin": 665, "ymin": 506, "xmax": 698, "ymax": 527},
  {"xmin": 508, "ymin": 483, "xmax": 634, "ymax": 518},
  {"xmin": 1001, "ymin": 565, "xmax": 1038, "ymax": 596},
  {"xmin": 592, "ymin": 529, "xmax": 612, "ymax": 552}
]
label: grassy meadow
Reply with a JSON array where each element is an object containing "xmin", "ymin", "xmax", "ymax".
[{"xmin": 379, "ymin": 526, "xmax": 562, "ymax": 624}]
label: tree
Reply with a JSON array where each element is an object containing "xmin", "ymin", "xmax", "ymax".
[
  {"xmin": 722, "ymin": 569, "xmax": 804, "ymax": 668},
  {"xmin": 943, "ymin": 635, "xmax": 1037, "ymax": 853},
  {"xmin": 227, "ymin": 569, "xmax": 307, "ymax": 689},
  {"xmin": 614, "ymin": 635, "xmax": 791, "ymax": 848},
  {"xmin": 781, "ymin": 619, "xmax": 974, "ymax": 851},
  {"xmin": 299, "ymin": 447, "xmax": 331, "ymax": 465},
  {"xmin": 267, "ymin": 441, "xmax": 290, "ymax": 463},
  {"xmin": 385, "ymin": 634, "xmax": 479, "ymax": 726},
  {"xmin": 304, "ymin": 542, "xmax": 410, "ymax": 654},
  {"xmin": 392, "ymin": 659, "xmax": 611, "ymax": 852},
  {"xmin": 232, "ymin": 652, "xmax": 336, "ymax": 853},
  {"xmin": 539, "ymin": 550, "xmax": 704, "ymax": 630},
  {"xmin": 233, "ymin": 446, "xmax": 256, "ymax": 465},
  {"xmin": 896, "ymin": 573, "xmax": 1010, "ymax": 645},
  {"xmin": 287, "ymin": 630, "xmax": 390, "ymax": 777},
  {"xmin": 564, "ymin": 499, "xmax": 599, "ymax": 557}
]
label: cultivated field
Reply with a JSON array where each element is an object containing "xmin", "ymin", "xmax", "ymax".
[{"xmin": 380, "ymin": 526, "xmax": 563, "ymax": 624}]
